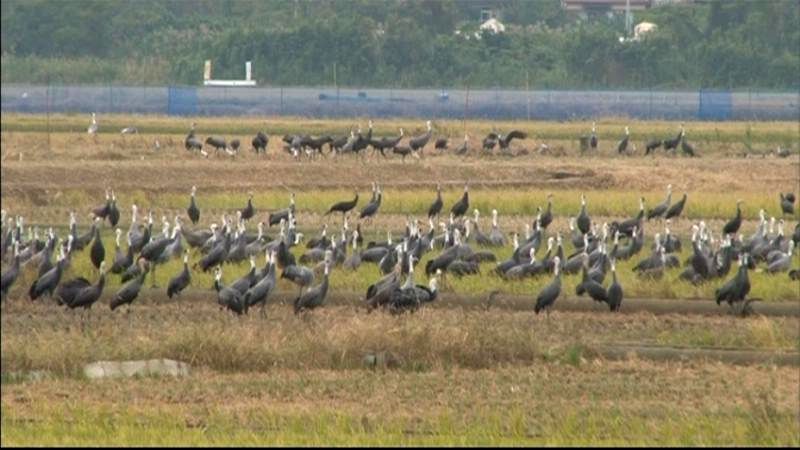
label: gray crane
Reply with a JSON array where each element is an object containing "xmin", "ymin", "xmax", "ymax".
[
  {"xmin": 166, "ymin": 250, "xmax": 191, "ymax": 299},
  {"xmin": 213, "ymin": 266, "xmax": 247, "ymax": 315},
  {"xmin": 110, "ymin": 258, "xmax": 149, "ymax": 311},
  {"xmin": 294, "ymin": 260, "xmax": 330, "ymax": 314},
  {"xmin": 534, "ymin": 257, "xmax": 562, "ymax": 316}
]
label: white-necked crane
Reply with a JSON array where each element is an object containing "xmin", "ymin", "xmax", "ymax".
[
  {"xmin": 450, "ymin": 185, "xmax": 469, "ymax": 219},
  {"xmin": 167, "ymin": 250, "xmax": 191, "ymax": 299},
  {"xmin": 534, "ymin": 256, "xmax": 561, "ymax": 316},
  {"xmin": 665, "ymin": 193, "xmax": 687, "ymax": 220},
  {"xmin": 616, "ymin": 126, "xmax": 630, "ymax": 154},
  {"xmin": 293, "ymin": 259, "xmax": 330, "ymax": 314},
  {"xmin": 110, "ymin": 258, "xmax": 149, "ymax": 311},
  {"xmin": 187, "ymin": 186, "xmax": 200, "ymax": 225},
  {"xmin": 408, "ymin": 120, "xmax": 433, "ymax": 154},
  {"xmin": 647, "ymin": 184, "xmax": 672, "ymax": 221},
  {"xmin": 213, "ymin": 266, "xmax": 247, "ymax": 315}
]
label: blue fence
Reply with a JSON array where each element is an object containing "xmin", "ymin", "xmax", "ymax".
[
  {"xmin": 167, "ymin": 86, "xmax": 198, "ymax": 116},
  {"xmin": 698, "ymin": 89, "xmax": 733, "ymax": 120},
  {"xmin": 2, "ymin": 84, "xmax": 798, "ymax": 121}
]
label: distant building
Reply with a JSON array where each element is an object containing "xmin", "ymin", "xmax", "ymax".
[
  {"xmin": 633, "ymin": 21, "xmax": 657, "ymax": 39},
  {"xmin": 480, "ymin": 17, "xmax": 506, "ymax": 34}
]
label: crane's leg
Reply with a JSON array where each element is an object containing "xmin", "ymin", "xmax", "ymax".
[{"xmin": 150, "ymin": 265, "xmax": 158, "ymax": 288}]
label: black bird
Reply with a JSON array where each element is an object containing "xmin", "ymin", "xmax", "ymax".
[
  {"xmin": 107, "ymin": 191, "xmax": 120, "ymax": 227},
  {"xmin": 647, "ymin": 184, "xmax": 672, "ymax": 221},
  {"xmin": 450, "ymin": 185, "xmax": 469, "ymax": 218},
  {"xmin": 392, "ymin": 145, "xmax": 416, "ymax": 162},
  {"xmin": 575, "ymin": 255, "xmax": 608, "ymax": 304},
  {"xmin": 779, "ymin": 192, "xmax": 795, "ymax": 216},
  {"xmin": 197, "ymin": 232, "xmax": 231, "ymax": 272},
  {"xmin": 64, "ymin": 261, "xmax": 106, "ymax": 310},
  {"xmin": 665, "ymin": 193, "xmax": 687, "ymax": 220},
  {"xmin": 325, "ymin": 192, "xmax": 359, "ymax": 218},
  {"xmin": 252, "ymin": 131, "xmax": 269, "ymax": 154},
  {"xmin": 244, "ymin": 251, "xmax": 277, "ymax": 317},
  {"xmin": 644, "ymin": 139, "xmax": 662, "ymax": 155},
  {"xmin": 110, "ymin": 259, "xmax": 149, "ymax": 311},
  {"xmin": 434, "ymin": 137, "xmax": 448, "ymax": 151},
  {"xmin": 497, "ymin": 130, "xmax": 527, "ymax": 150},
  {"xmin": 230, "ymin": 256, "xmax": 258, "ymax": 295},
  {"xmin": 370, "ymin": 128, "xmax": 404, "ymax": 157},
  {"xmin": 722, "ymin": 200, "xmax": 744, "ymax": 236},
  {"xmin": 534, "ymin": 257, "xmax": 562, "ymax": 316},
  {"xmin": 715, "ymin": 253, "xmax": 752, "ymax": 311},
  {"xmin": 294, "ymin": 260, "xmax": 330, "ymax": 314},
  {"xmin": 613, "ymin": 197, "xmax": 644, "ymax": 237},
  {"xmin": 428, "ymin": 184, "xmax": 443, "ymax": 219},
  {"xmin": 359, "ymin": 186, "xmax": 382, "ymax": 220},
  {"xmin": 213, "ymin": 266, "xmax": 247, "ymax": 315},
  {"xmin": 92, "ymin": 189, "xmax": 111, "ymax": 220},
  {"xmin": 71, "ymin": 213, "xmax": 97, "ymax": 252},
  {"xmin": 387, "ymin": 258, "xmax": 439, "ymax": 314},
  {"xmin": 55, "ymin": 276, "xmax": 91, "ymax": 308},
  {"xmin": 111, "ymin": 230, "xmax": 133, "ymax": 274},
  {"xmin": 187, "ymin": 186, "xmax": 200, "ymax": 225},
  {"xmin": 408, "ymin": 120, "xmax": 433, "ymax": 153},
  {"xmin": 606, "ymin": 259, "xmax": 623, "ymax": 312},
  {"xmin": 185, "ymin": 122, "xmax": 202, "ymax": 152},
  {"xmin": 268, "ymin": 193, "xmax": 295, "ymax": 227},
  {"xmin": 29, "ymin": 246, "xmax": 67, "ymax": 301},
  {"xmin": 89, "ymin": 221, "xmax": 105, "ymax": 271},
  {"xmin": 539, "ymin": 194, "xmax": 554, "ymax": 229},
  {"xmin": 241, "ymin": 193, "xmax": 255, "ymax": 222},
  {"xmin": 365, "ymin": 263, "xmax": 402, "ymax": 310},
  {"xmin": 663, "ymin": 126, "xmax": 683, "ymax": 152},
  {"xmin": 229, "ymin": 139, "xmax": 241, "ymax": 154},
  {"xmin": 483, "ymin": 130, "xmax": 527, "ymax": 152},
  {"xmin": 205, "ymin": 136, "xmax": 227, "ymax": 155},
  {"xmin": 680, "ymin": 133, "xmax": 696, "ymax": 157},
  {"xmin": 166, "ymin": 251, "xmax": 191, "ymax": 299}
]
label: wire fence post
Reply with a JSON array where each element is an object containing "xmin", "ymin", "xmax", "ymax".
[
  {"xmin": 46, "ymin": 75, "xmax": 51, "ymax": 152},
  {"xmin": 463, "ymin": 84, "xmax": 470, "ymax": 132},
  {"xmin": 526, "ymin": 71, "xmax": 531, "ymax": 121}
]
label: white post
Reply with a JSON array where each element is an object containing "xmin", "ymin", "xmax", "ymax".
[
  {"xmin": 245, "ymin": 61, "xmax": 252, "ymax": 81},
  {"xmin": 204, "ymin": 60, "xmax": 212, "ymax": 81}
]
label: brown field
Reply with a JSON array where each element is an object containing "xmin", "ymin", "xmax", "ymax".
[{"xmin": 1, "ymin": 115, "xmax": 799, "ymax": 445}]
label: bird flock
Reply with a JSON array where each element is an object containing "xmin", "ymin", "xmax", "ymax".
[
  {"xmin": 2, "ymin": 180, "xmax": 797, "ymax": 319},
  {"xmin": 84, "ymin": 113, "xmax": 715, "ymax": 160}
]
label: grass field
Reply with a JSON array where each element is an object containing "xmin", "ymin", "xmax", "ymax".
[{"xmin": 1, "ymin": 114, "xmax": 799, "ymax": 445}]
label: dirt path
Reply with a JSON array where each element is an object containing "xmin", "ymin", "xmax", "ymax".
[{"xmin": 2, "ymin": 154, "xmax": 796, "ymax": 194}]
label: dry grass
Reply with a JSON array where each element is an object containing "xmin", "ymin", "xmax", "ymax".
[
  {"xmin": 3, "ymin": 113, "xmax": 799, "ymax": 144},
  {"xmin": 2, "ymin": 300, "xmax": 797, "ymax": 376},
  {"xmin": 2, "ymin": 114, "xmax": 799, "ymax": 445},
  {"xmin": 2, "ymin": 361, "xmax": 798, "ymax": 445}
]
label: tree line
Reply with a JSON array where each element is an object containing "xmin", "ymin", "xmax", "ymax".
[{"xmin": 1, "ymin": 0, "xmax": 798, "ymax": 89}]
